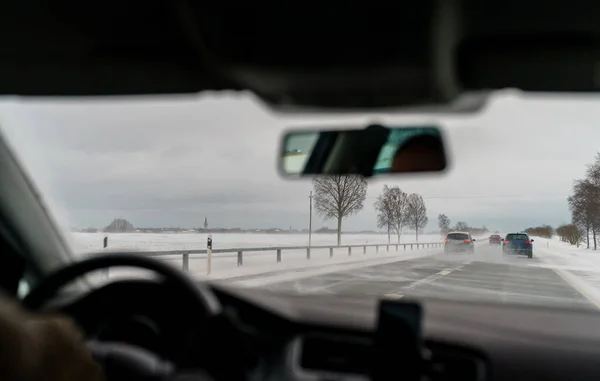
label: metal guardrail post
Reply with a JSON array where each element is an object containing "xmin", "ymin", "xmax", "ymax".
[
  {"xmin": 386, "ymin": 245, "xmax": 389, "ymax": 252},
  {"xmin": 137, "ymin": 241, "xmax": 443, "ymax": 270},
  {"xmin": 182, "ymin": 253, "xmax": 189, "ymax": 272},
  {"xmin": 103, "ymin": 236, "xmax": 109, "ymax": 279},
  {"xmin": 207, "ymin": 235, "xmax": 213, "ymax": 275}
]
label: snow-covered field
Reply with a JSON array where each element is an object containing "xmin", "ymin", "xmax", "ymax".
[
  {"xmin": 63, "ymin": 232, "xmax": 600, "ymax": 309},
  {"xmin": 67, "ymin": 232, "xmax": 444, "ymax": 282},
  {"xmin": 69, "ymin": 232, "xmax": 440, "ymax": 253}
]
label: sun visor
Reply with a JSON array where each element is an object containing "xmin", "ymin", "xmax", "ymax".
[{"xmin": 457, "ymin": 33, "xmax": 600, "ymax": 92}]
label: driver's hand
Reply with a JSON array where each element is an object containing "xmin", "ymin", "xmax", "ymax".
[{"xmin": 0, "ymin": 292, "xmax": 104, "ymax": 381}]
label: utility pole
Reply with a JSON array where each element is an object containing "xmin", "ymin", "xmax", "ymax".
[{"xmin": 309, "ymin": 191, "xmax": 313, "ymax": 247}]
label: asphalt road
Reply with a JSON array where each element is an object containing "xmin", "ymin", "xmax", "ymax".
[{"xmin": 254, "ymin": 242, "xmax": 596, "ymax": 311}]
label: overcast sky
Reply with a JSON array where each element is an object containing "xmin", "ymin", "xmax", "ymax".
[{"xmin": 0, "ymin": 91, "xmax": 599, "ymax": 233}]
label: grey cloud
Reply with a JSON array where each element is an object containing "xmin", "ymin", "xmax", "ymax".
[{"xmin": 1, "ymin": 92, "xmax": 600, "ymax": 233}]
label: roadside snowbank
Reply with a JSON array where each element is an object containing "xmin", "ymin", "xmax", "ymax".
[{"xmin": 529, "ymin": 237, "xmax": 600, "ymax": 308}]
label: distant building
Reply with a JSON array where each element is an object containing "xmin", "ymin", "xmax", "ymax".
[{"xmin": 204, "ymin": 216, "xmax": 208, "ymax": 230}]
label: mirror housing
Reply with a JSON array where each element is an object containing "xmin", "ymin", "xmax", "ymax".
[{"xmin": 279, "ymin": 124, "xmax": 447, "ymax": 178}]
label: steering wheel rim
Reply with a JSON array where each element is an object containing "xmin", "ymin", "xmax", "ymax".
[
  {"xmin": 22, "ymin": 253, "xmax": 227, "ymax": 378},
  {"xmin": 22, "ymin": 252, "xmax": 222, "ymax": 315}
]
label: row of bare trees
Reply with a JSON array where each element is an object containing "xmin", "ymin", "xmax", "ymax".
[
  {"xmin": 567, "ymin": 153, "xmax": 600, "ymax": 248},
  {"xmin": 437, "ymin": 215, "xmax": 489, "ymax": 236},
  {"xmin": 373, "ymin": 185, "xmax": 428, "ymax": 243},
  {"xmin": 525, "ymin": 225, "xmax": 554, "ymax": 239},
  {"xmin": 311, "ymin": 176, "xmax": 430, "ymax": 245}
]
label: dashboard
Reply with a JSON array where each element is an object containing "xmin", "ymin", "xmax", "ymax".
[{"xmin": 47, "ymin": 278, "xmax": 600, "ymax": 381}]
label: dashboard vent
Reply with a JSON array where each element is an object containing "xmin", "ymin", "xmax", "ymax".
[
  {"xmin": 424, "ymin": 343, "xmax": 487, "ymax": 381},
  {"xmin": 297, "ymin": 332, "xmax": 487, "ymax": 381},
  {"xmin": 298, "ymin": 332, "xmax": 372, "ymax": 376}
]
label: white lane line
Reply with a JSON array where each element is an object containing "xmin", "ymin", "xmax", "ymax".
[
  {"xmin": 381, "ymin": 265, "xmax": 465, "ymax": 298},
  {"xmin": 404, "ymin": 264, "xmax": 467, "ymax": 290},
  {"xmin": 294, "ymin": 279, "xmax": 355, "ymax": 294},
  {"xmin": 383, "ymin": 293, "xmax": 404, "ymax": 299}
]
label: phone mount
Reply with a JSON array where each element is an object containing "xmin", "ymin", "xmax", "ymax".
[{"xmin": 370, "ymin": 300, "xmax": 423, "ymax": 381}]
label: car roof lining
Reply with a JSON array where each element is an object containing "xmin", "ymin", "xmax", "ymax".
[{"xmin": 1, "ymin": 1, "xmax": 600, "ymax": 110}]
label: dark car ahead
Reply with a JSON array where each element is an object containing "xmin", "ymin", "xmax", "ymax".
[
  {"xmin": 444, "ymin": 232, "xmax": 475, "ymax": 253},
  {"xmin": 489, "ymin": 234, "xmax": 502, "ymax": 245},
  {"xmin": 502, "ymin": 233, "xmax": 534, "ymax": 258}
]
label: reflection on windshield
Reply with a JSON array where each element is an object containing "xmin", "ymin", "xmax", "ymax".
[{"xmin": 2, "ymin": 92, "xmax": 600, "ymax": 312}]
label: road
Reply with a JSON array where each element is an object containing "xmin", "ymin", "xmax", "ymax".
[{"xmin": 240, "ymin": 242, "xmax": 596, "ymax": 311}]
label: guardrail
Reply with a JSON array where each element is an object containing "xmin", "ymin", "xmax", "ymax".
[{"xmin": 137, "ymin": 242, "xmax": 444, "ymax": 273}]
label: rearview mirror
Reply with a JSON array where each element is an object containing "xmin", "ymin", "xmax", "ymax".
[{"xmin": 279, "ymin": 124, "xmax": 448, "ymax": 177}]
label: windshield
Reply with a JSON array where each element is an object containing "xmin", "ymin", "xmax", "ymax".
[{"xmin": 3, "ymin": 92, "xmax": 600, "ymax": 312}]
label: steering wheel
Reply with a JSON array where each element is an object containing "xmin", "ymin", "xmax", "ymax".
[{"xmin": 22, "ymin": 253, "xmax": 223, "ymax": 381}]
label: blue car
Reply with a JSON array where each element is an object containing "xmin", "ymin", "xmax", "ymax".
[{"xmin": 502, "ymin": 233, "xmax": 534, "ymax": 258}]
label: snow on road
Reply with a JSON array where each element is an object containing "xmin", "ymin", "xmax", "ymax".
[
  {"xmin": 532, "ymin": 237, "xmax": 600, "ymax": 309},
  {"xmin": 69, "ymin": 231, "xmax": 600, "ymax": 312}
]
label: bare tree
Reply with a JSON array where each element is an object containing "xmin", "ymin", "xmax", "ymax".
[
  {"xmin": 389, "ymin": 186, "xmax": 408, "ymax": 243},
  {"xmin": 568, "ymin": 153, "xmax": 600, "ymax": 250},
  {"xmin": 568, "ymin": 179, "xmax": 596, "ymax": 249},
  {"xmin": 454, "ymin": 221, "xmax": 469, "ymax": 231},
  {"xmin": 313, "ymin": 175, "xmax": 368, "ymax": 246},
  {"xmin": 405, "ymin": 193, "xmax": 428, "ymax": 242},
  {"xmin": 584, "ymin": 153, "xmax": 600, "ymax": 249},
  {"xmin": 556, "ymin": 223, "xmax": 586, "ymax": 246},
  {"xmin": 438, "ymin": 214, "xmax": 450, "ymax": 236},
  {"xmin": 374, "ymin": 185, "xmax": 394, "ymax": 243}
]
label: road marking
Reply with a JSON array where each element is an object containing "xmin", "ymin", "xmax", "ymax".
[
  {"xmin": 383, "ymin": 293, "xmax": 404, "ymax": 299},
  {"xmin": 293, "ymin": 279, "xmax": 353, "ymax": 294},
  {"xmin": 406, "ymin": 266, "xmax": 462, "ymax": 289},
  {"xmin": 381, "ymin": 264, "xmax": 468, "ymax": 298}
]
